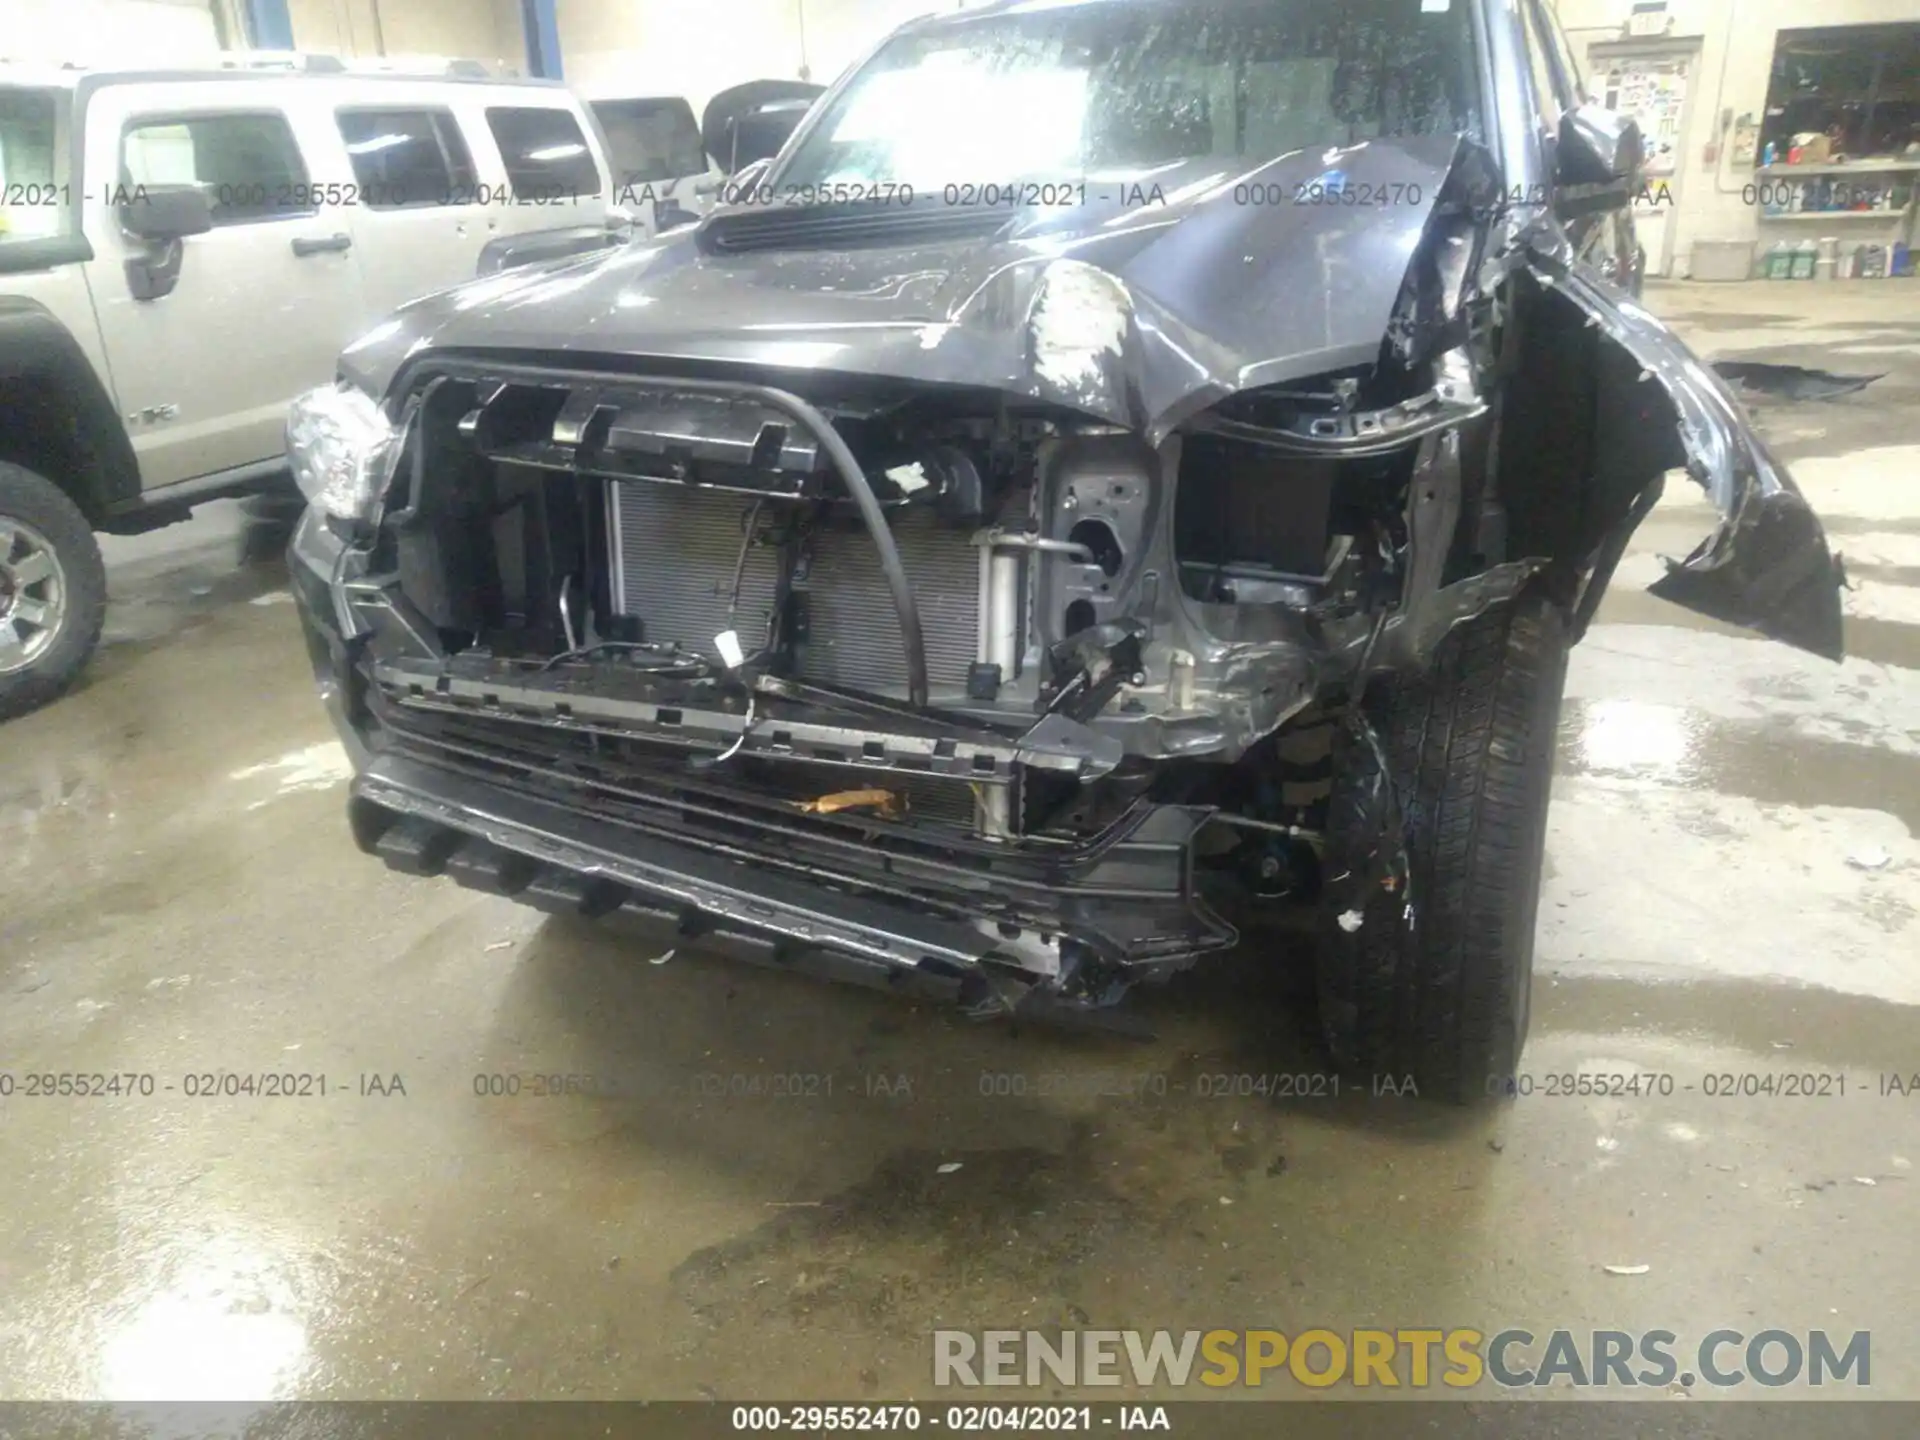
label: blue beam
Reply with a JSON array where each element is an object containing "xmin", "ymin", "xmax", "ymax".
[
  {"xmin": 520, "ymin": 0, "xmax": 564, "ymax": 78},
  {"xmin": 245, "ymin": 0, "xmax": 296, "ymax": 50}
]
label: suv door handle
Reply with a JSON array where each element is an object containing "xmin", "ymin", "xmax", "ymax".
[{"xmin": 291, "ymin": 233, "xmax": 353, "ymax": 257}]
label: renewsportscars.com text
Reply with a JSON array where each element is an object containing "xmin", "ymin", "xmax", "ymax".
[{"xmin": 933, "ymin": 1328, "xmax": 1870, "ymax": 1390}]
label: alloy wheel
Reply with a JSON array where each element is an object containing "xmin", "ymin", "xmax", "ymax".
[{"xmin": 0, "ymin": 516, "xmax": 69, "ymax": 677}]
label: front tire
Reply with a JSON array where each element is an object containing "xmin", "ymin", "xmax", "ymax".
[
  {"xmin": 0, "ymin": 462, "xmax": 107, "ymax": 722},
  {"xmin": 1316, "ymin": 591, "xmax": 1569, "ymax": 1104}
]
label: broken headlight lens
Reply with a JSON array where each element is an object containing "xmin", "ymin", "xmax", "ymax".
[{"xmin": 286, "ymin": 383, "xmax": 397, "ymax": 522}]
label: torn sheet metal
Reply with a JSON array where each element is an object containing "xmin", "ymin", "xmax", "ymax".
[
  {"xmin": 1533, "ymin": 259, "xmax": 1846, "ymax": 660},
  {"xmin": 332, "ymin": 97, "xmax": 1845, "ymax": 673}
]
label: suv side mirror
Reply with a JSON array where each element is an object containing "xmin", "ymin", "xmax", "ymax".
[
  {"xmin": 1556, "ymin": 104, "xmax": 1644, "ymax": 187},
  {"xmin": 120, "ymin": 185, "xmax": 212, "ymax": 301},
  {"xmin": 120, "ymin": 184, "xmax": 213, "ymax": 242}
]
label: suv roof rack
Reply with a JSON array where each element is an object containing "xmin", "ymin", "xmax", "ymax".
[
  {"xmin": 212, "ymin": 51, "xmax": 500, "ymax": 78},
  {"xmin": 339, "ymin": 55, "xmax": 497, "ymax": 77},
  {"xmin": 6, "ymin": 62, "xmax": 554, "ymax": 98},
  {"xmin": 213, "ymin": 50, "xmax": 348, "ymax": 72}
]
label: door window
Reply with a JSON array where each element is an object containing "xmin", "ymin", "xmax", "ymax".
[
  {"xmin": 121, "ymin": 111, "xmax": 310, "ymax": 226},
  {"xmin": 0, "ymin": 87, "xmax": 71, "ymax": 246},
  {"xmin": 336, "ymin": 108, "xmax": 478, "ymax": 208},
  {"xmin": 484, "ymin": 106, "xmax": 601, "ymax": 200},
  {"xmin": 588, "ymin": 97, "xmax": 706, "ymax": 185}
]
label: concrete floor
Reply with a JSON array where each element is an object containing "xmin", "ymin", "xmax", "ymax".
[{"xmin": 1, "ymin": 281, "xmax": 1916, "ymax": 1404}]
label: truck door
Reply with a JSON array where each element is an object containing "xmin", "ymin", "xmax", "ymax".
[
  {"xmin": 588, "ymin": 95, "xmax": 716, "ymax": 224},
  {"xmin": 466, "ymin": 97, "xmax": 611, "ymax": 241},
  {"xmin": 80, "ymin": 82, "xmax": 368, "ymax": 491},
  {"xmin": 335, "ymin": 103, "xmax": 495, "ymax": 313}
]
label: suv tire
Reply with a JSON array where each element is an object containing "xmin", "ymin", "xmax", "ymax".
[
  {"xmin": 0, "ymin": 462, "xmax": 108, "ymax": 722},
  {"xmin": 1316, "ymin": 591, "xmax": 1569, "ymax": 1104}
]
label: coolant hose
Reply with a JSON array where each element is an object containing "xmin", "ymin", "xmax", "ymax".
[{"xmin": 739, "ymin": 382, "xmax": 929, "ymax": 708}]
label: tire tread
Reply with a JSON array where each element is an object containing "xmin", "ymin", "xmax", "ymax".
[{"xmin": 1317, "ymin": 593, "xmax": 1568, "ymax": 1103}]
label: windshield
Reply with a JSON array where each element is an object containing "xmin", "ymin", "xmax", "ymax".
[
  {"xmin": 590, "ymin": 97, "xmax": 709, "ymax": 184},
  {"xmin": 777, "ymin": 0, "xmax": 1481, "ymax": 192},
  {"xmin": 0, "ymin": 86, "xmax": 73, "ymax": 250}
]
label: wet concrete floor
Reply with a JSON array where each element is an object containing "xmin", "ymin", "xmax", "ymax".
[{"xmin": 0, "ymin": 281, "xmax": 1915, "ymax": 1405}]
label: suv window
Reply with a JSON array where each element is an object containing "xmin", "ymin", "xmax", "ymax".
[
  {"xmin": 122, "ymin": 111, "xmax": 310, "ymax": 226},
  {"xmin": 0, "ymin": 87, "xmax": 72, "ymax": 248},
  {"xmin": 589, "ymin": 97, "xmax": 707, "ymax": 185},
  {"xmin": 336, "ymin": 108, "xmax": 478, "ymax": 208},
  {"xmin": 484, "ymin": 106, "xmax": 601, "ymax": 199}
]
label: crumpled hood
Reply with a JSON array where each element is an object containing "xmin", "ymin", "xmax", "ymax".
[
  {"xmin": 342, "ymin": 136, "xmax": 1462, "ymax": 440},
  {"xmin": 331, "ymin": 133, "xmax": 1847, "ymax": 663}
]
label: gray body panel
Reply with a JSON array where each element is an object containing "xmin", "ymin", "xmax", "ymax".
[{"xmin": 341, "ymin": 139, "xmax": 1457, "ymax": 444}]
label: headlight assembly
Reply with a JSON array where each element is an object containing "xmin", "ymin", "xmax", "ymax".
[{"xmin": 286, "ymin": 383, "xmax": 398, "ymax": 522}]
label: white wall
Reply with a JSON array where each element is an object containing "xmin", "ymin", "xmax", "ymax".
[
  {"xmin": 1553, "ymin": 0, "xmax": 1920, "ymax": 274},
  {"xmin": 559, "ymin": 0, "xmax": 975, "ymax": 112},
  {"xmin": 559, "ymin": 0, "xmax": 797, "ymax": 110},
  {"xmin": 286, "ymin": 0, "xmax": 527, "ymax": 73},
  {"xmin": 0, "ymin": 0, "xmax": 220, "ymax": 65}
]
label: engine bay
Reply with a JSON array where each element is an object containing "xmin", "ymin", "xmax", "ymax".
[{"xmin": 348, "ymin": 351, "xmax": 1491, "ymax": 869}]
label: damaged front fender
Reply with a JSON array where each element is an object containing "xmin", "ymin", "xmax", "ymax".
[{"xmin": 1539, "ymin": 259, "xmax": 1846, "ymax": 660}]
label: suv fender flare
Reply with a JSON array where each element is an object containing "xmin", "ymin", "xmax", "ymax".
[{"xmin": 0, "ymin": 297, "xmax": 140, "ymax": 525}]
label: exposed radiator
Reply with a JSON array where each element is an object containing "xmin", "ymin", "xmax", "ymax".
[
  {"xmin": 605, "ymin": 480, "xmax": 981, "ymax": 698},
  {"xmin": 606, "ymin": 482, "xmax": 782, "ymax": 658}
]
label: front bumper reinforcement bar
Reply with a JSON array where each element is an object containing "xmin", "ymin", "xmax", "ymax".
[
  {"xmin": 349, "ymin": 752, "xmax": 1236, "ymax": 977},
  {"xmin": 371, "ymin": 656, "xmax": 1124, "ymax": 782}
]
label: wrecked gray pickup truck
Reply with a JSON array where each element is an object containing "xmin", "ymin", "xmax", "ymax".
[{"xmin": 286, "ymin": 0, "xmax": 1843, "ymax": 1102}]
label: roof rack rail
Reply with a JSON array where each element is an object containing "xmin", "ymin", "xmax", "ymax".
[
  {"xmin": 0, "ymin": 51, "xmax": 516, "ymax": 84},
  {"xmin": 339, "ymin": 55, "xmax": 495, "ymax": 78},
  {"xmin": 214, "ymin": 50, "xmax": 348, "ymax": 73}
]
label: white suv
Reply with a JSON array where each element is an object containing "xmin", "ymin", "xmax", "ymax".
[{"xmin": 0, "ymin": 56, "xmax": 630, "ymax": 719}]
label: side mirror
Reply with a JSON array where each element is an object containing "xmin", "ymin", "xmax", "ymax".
[
  {"xmin": 120, "ymin": 185, "xmax": 212, "ymax": 300},
  {"xmin": 119, "ymin": 184, "xmax": 213, "ymax": 242},
  {"xmin": 1557, "ymin": 104, "xmax": 1644, "ymax": 187}
]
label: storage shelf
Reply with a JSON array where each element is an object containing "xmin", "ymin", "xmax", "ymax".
[
  {"xmin": 1754, "ymin": 160, "xmax": 1920, "ymax": 178},
  {"xmin": 1757, "ymin": 210, "xmax": 1907, "ymax": 222}
]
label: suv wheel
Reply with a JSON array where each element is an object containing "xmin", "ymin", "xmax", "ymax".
[
  {"xmin": 1316, "ymin": 591, "xmax": 1569, "ymax": 1104},
  {"xmin": 0, "ymin": 462, "xmax": 108, "ymax": 722}
]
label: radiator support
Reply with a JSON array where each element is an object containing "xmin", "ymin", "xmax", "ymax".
[{"xmin": 605, "ymin": 478, "xmax": 985, "ymax": 703}]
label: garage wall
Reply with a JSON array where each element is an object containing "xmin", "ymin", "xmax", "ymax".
[
  {"xmin": 559, "ymin": 0, "xmax": 797, "ymax": 108},
  {"xmin": 286, "ymin": 0, "xmax": 527, "ymax": 72},
  {"xmin": 1553, "ymin": 0, "xmax": 1920, "ymax": 273},
  {"xmin": 559, "ymin": 0, "xmax": 974, "ymax": 111},
  {"xmin": 1, "ymin": 0, "xmax": 221, "ymax": 65}
]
